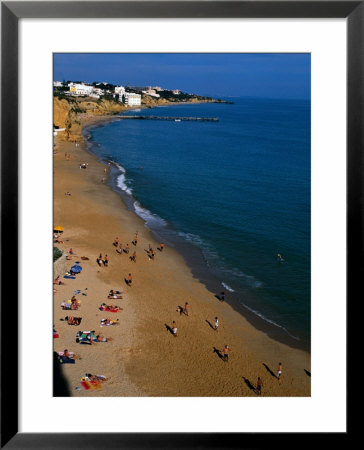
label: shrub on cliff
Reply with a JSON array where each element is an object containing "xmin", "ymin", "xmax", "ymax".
[{"xmin": 53, "ymin": 247, "xmax": 62, "ymax": 262}]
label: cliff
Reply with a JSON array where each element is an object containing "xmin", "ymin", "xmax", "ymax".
[
  {"xmin": 53, "ymin": 94, "xmax": 218, "ymax": 142},
  {"xmin": 54, "ymin": 96, "xmax": 126, "ymax": 142}
]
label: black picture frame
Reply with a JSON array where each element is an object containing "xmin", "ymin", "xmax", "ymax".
[{"xmin": 1, "ymin": 1, "xmax": 357, "ymax": 448}]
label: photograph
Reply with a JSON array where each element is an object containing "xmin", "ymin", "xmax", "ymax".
[{"xmin": 52, "ymin": 52, "xmax": 311, "ymax": 397}]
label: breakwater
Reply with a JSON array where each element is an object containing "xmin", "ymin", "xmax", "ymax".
[{"xmin": 116, "ymin": 115, "xmax": 219, "ymax": 122}]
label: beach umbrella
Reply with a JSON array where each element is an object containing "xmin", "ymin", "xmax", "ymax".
[
  {"xmin": 54, "ymin": 226, "xmax": 64, "ymax": 232},
  {"xmin": 71, "ymin": 264, "xmax": 82, "ymax": 274}
]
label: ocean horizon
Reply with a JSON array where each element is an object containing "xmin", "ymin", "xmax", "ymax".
[{"xmin": 84, "ymin": 97, "xmax": 311, "ymax": 350}]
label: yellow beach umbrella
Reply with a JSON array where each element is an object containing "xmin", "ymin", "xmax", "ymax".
[{"xmin": 54, "ymin": 226, "xmax": 64, "ymax": 232}]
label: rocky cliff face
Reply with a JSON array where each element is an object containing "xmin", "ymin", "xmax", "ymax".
[
  {"xmin": 54, "ymin": 96, "xmax": 126, "ymax": 142},
  {"xmin": 54, "ymin": 94, "xmax": 215, "ymax": 142}
]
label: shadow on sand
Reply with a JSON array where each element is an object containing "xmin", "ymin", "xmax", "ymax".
[
  {"xmin": 206, "ymin": 320, "xmax": 215, "ymax": 330},
  {"xmin": 263, "ymin": 363, "xmax": 277, "ymax": 378},
  {"xmin": 213, "ymin": 347, "xmax": 224, "ymax": 361},
  {"xmin": 164, "ymin": 324, "xmax": 175, "ymax": 336},
  {"xmin": 242, "ymin": 376, "xmax": 256, "ymax": 393},
  {"xmin": 53, "ymin": 352, "xmax": 72, "ymax": 397}
]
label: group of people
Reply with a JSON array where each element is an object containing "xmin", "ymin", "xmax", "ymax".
[{"xmin": 97, "ymin": 253, "xmax": 109, "ymax": 267}]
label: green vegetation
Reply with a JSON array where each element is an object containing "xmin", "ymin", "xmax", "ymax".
[{"xmin": 53, "ymin": 247, "xmax": 62, "ymax": 262}]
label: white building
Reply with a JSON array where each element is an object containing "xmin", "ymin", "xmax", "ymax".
[
  {"xmin": 142, "ymin": 88, "xmax": 160, "ymax": 98},
  {"xmin": 68, "ymin": 83, "xmax": 94, "ymax": 96},
  {"xmin": 115, "ymin": 86, "xmax": 126, "ymax": 96},
  {"xmin": 53, "ymin": 81, "xmax": 63, "ymax": 87},
  {"xmin": 124, "ymin": 92, "xmax": 141, "ymax": 106},
  {"xmin": 93, "ymin": 88, "xmax": 104, "ymax": 96}
]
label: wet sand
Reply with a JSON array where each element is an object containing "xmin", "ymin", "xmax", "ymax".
[{"xmin": 53, "ymin": 129, "xmax": 311, "ymax": 397}]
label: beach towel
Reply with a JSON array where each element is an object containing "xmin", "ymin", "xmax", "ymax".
[
  {"xmin": 80, "ymin": 380, "xmax": 91, "ymax": 390},
  {"xmin": 81, "ymin": 380, "xmax": 101, "ymax": 390},
  {"xmin": 58, "ymin": 355, "xmax": 75, "ymax": 364},
  {"xmin": 76, "ymin": 331, "xmax": 107, "ymax": 343},
  {"xmin": 99, "ymin": 306, "xmax": 119, "ymax": 313}
]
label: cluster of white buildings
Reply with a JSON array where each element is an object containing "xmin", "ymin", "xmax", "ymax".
[
  {"xmin": 54, "ymin": 80, "xmax": 186, "ymax": 105},
  {"xmin": 54, "ymin": 81, "xmax": 142, "ymax": 106}
]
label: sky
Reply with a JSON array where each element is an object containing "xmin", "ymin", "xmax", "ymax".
[{"xmin": 53, "ymin": 53, "xmax": 310, "ymax": 100}]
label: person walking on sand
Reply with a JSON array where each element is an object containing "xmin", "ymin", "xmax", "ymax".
[
  {"xmin": 220, "ymin": 291, "xmax": 225, "ymax": 302},
  {"xmin": 277, "ymin": 362, "xmax": 282, "ymax": 383},
  {"xmin": 160, "ymin": 243, "xmax": 165, "ymax": 252},
  {"xmin": 103, "ymin": 254, "xmax": 109, "ymax": 267},
  {"xmin": 256, "ymin": 377, "xmax": 263, "ymax": 395},
  {"xmin": 131, "ymin": 251, "xmax": 136, "ymax": 263},
  {"xmin": 113, "ymin": 237, "xmax": 119, "ymax": 247},
  {"xmin": 127, "ymin": 273, "xmax": 132, "ymax": 287},
  {"xmin": 97, "ymin": 253, "xmax": 103, "ymax": 266},
  {"xmin": 214, "ymin": 317, "xmax": 219, "ymax": 331},
  {"xmin": 183, "ymin": 302, "xmax": 190, "ymax": 316},
  {"xmin": 172, "ymin": 321, "xmax": 178, "ymax": 337},
  {"xmin": 223, "ymin": 345, "xmax": 229, "ymax": 362},
  {"xmin": 125, "ymin": 243, "xmax": 130, "ymax": 254}
]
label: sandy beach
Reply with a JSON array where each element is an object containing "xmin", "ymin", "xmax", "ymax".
[{"xmin": 53, "ymin": 119, "xmax": 311, "ymax": 397}]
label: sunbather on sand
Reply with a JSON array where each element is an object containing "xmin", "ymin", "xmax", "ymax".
[
  {"xmin": 100, "ymin": 318, "xmax": 119, "ymax": 326},
  {"xmin": 109, "ymin": 289, "xmax": 122, "ymax": 296},
  {"xmin": 99, "ymin": 303, "xmax": 123, "ymax": 312},
  {"xmin": 54, "ymin": 276, "xmax": 65, "ymax": 285},
  {"xmin": 108, "ymin": 294, "xmax": 122, "ymax": 299},
  {"xmin": 85, "ymin": 374, "xmax": 108, "ymax": 382},
  {"xmin": 66, "ymin": 316, "xmax": 82, "ymax": 325}
]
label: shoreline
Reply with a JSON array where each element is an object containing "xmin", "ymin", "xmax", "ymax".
[
  {"xmin": 82, "ymin": 113, "xmax": 310, "ymax": 353},
  {"xmin": 53, "ymin": 112, "xmax": 311, "ymax": 397}
]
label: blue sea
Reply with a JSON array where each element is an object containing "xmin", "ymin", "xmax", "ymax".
[{"xmin": 85, "ymin": 98, "xmax": 311, "ymax": 350}]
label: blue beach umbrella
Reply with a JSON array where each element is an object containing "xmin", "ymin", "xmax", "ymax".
[{"xmin": 71, "ymin": 264, "xmax": 82, "ymax": 274}]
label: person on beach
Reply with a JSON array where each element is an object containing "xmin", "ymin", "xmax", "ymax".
[
  {"xmin": 97, "ymin": 253, "xmax": 103, "ymax": 266},
  {"xmin": 220, "ymin": 292, "xmax": 225, "ymax": 302},
  {"xmin": 277, "ymin": 362, "xmax": 282, "ymax": 383},
  {"xmin": 54, "ymin": 276, "xmax": 64, "ymax": 285},
  {"xmin": 214, "ymin": 317, "xmax": 219, "ymax": 331},
  {"xmin": 116, "ymin": 244, "xmax": 123, "ymax": 255},
  {"xmin": 124, "ymin": 244, "xmax": 130, "ymax": 254},
  {"xmin": 150, "ymin": 249, "xmax": 155, "ymax": 261},
  {"xmin": 131, "ymin": 251, "xmax": 137, "ymax": 263},
  {"xmin": 127, "ymin": 273, "xmax": 132, "ymax": 287},
  {"xmin": 172, "ymin": 321, "xmax": 178, "ymax": 337},
  {"xmin": 223, "ymin": 345, "xmax": 229, "ymax": 362},
  {"xmin": 103, "ymin": 254, "xmax": 109, "ymax": 267},
  {"xmin": 160, "ymin": 243, "xmax": 165, "ymax": 252},
  {"xmin": 113, "ymin": 237, "xmax": 119, "ymax": 247},
  {"xmin": 183, "ymin": 302, "xmax": 190, "ymax": 316},
  {"xmin": 69, "ymin": 248, "xmax": 74, "ymax": 255},
  {"xmin": 256, "ymin": 377, "xmax": 263, "ymax": 395}
]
